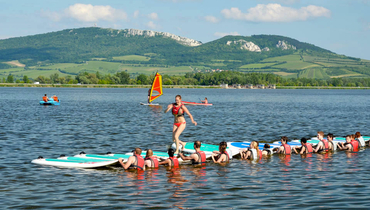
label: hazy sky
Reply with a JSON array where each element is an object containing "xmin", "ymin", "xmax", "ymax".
[{"xmin": 1, "ymin": 0, "xmax": 369, "ymax": 59}]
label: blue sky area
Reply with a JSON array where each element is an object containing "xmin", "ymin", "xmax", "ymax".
[{"xmin": 1, "ymin": 0, "xmax": 369, "ymax": 59}]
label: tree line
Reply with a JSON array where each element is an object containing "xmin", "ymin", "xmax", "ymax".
[{"xmin": 2, "ymin": 71, "xmax": 370, "ymax": 87}]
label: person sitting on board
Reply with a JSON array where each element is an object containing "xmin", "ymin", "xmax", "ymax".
[
  {"xmin": 240, "ymin": 141, "xmax": 262, "ymax": 160},
  {"xmin": 355, "ymin": 132, "xmax": 366, "ymax": 147},
  {"xmin": 201, "ymin": 97, "xmax": 208, "ymax": 104},
  {"xmin": 313, "ymin": 131, "xmax": 329, "ymax": 153},
  {"xmin": 277, "ymin": 136, "xmax": 291, "ymax": 155},
  {"xmin": 118, "ymin": 148, "xmax": 145, "ymax": 171},
  {"xmin": 211, "ymin": 141, "xmax": 230, "ymax": 163},
  {"xmin": 261, "ymin": 144, "xmax": 273, "ymax": 156},
  {"xmin": 164, "ymin": 95, "xmax": 197, "ymax": 155},
  {"xmin": 293, "ymin": 138, "xmax": 313, "ymax": 154},
  {"xmin": 52, "ymin": 95, "xmax": 59, "ymax": 102},
  {"xmin": 327, "ymin": 133, "xmax": 337, "ymax": 151},
  {"xmin": 147, "ymin": 88, "xmax": 151, "ymax": 104},
  {"xmin": 178, "ymin": 141, "xmax": 207, "ymax": 165},
  {"xmin": 158, "ymin": 148, "xmax": 179, "ymax": 168},
  {"xmin": 144, "ymin": 149, "xmax": 159, "ymax": 169},
  {"xmin": 338, "ymin": 135, "xmax": 359, "ymax": 152},
  {"xmin": 42, "ymin": 94, "xmax": 49, "ymax": 102}
]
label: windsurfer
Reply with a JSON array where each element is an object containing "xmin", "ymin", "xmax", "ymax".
[
  {"xmin": 148, "ymin": 88, "xmax": 151, "ymax": 104},
  {"xmin": 165, "ymin": 95, "xmax": 197, "ymax": 154}
]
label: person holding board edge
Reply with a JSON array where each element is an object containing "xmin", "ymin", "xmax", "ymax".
[{"xmin": 165, "ymin": 95, "xmax": 197, "ymax": 155}]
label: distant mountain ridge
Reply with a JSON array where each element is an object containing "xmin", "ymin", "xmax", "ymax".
[{"xmin": 0, "ymin": 27, "xmax": 369, "ymax": 80}]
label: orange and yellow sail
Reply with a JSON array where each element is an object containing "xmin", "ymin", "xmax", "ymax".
[{"xmin": 149, "ymin": 73, "xmax": 163, "ymax": 103}]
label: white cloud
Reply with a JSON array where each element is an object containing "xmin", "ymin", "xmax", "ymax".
[
  {"xmin": 221, "ymin": 4, "xmax": 331, "ymax": 22},
  {"xmin": 214, "ymin": 31, "xmax": 240, "ymax": 37},
  {"xmin": 205, "ymin": 16, "xmax": 219, "ymax": 23},
  {"xmin": 133, "ymin": 10, "xmax": 140, "ymax": 18},
  {"xmin": 146, "ymin": 21, "xmax": 158, "ymax": 29},
  {"xmin": 257, "ymin": 0, "xmax": 300, "ymax": 5},
  {"xmin": 148, "ymin": 12, "xmax": 159, "ymax": 20},
  {"xmin": 64, "ymin": 4, "xmax": 128, "ymax": 22}
]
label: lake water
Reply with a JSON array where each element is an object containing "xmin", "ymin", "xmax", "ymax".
[{"xmin": 1, "ymin": 87, "xmax": 370, "ymax": 209}]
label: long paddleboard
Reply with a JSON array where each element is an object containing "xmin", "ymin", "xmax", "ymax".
[
  {"xmin": 140, "ymin": 102, "xmax": 159, "ymax": 106},
  {"xmin": 182, "ymin": 101, "xmax": 213, "ymax": 106},
  {"xmin": 31, "ymin": 156, "xmax": 118, "ymax": 168},
  {"xmin": 172, "ymin": 142, "xmax": 233, "ymax": 159}
]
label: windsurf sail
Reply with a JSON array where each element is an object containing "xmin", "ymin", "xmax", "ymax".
[{"xmin": 149, "ymin": 73, "xmax": 163, "ymax": 103}]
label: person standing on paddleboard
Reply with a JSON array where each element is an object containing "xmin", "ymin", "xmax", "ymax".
[{"xmin": 165, "ymin": 95, "xmax": 197, "ymax": 154}]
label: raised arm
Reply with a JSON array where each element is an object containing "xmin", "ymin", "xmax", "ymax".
[
  {"xmin": 164, "ymin": 103, "xmax": 173, "ymax": 113},
  {"xmin": 182, "ymin": 105, "xmax": 197, "ymax": 125}
]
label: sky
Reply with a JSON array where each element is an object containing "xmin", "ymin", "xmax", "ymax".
[{"xmin": 0, "ymin": 0, "xmax": 369, "ymax": 59}]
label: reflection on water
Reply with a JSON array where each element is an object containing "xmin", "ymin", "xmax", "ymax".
[{"xmin": 1, "ymin": 87, "xmax": 370, "ymax": 209}]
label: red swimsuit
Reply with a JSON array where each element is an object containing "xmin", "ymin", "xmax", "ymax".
[{"xmin": 172, "ymin": 103, "xmax": 186, "ymax": 127}]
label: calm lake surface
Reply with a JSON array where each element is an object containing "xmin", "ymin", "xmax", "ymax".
[{"xmin": 1, "ymin": 87, "xmax": 370, "ymax": 209}]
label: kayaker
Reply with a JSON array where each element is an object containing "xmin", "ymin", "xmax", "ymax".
[
  {"xmin": 118, "ymin": 148, "xmax": 145, "ymax": 171},
  {"xmin": 277, "ymin": 136, "xmax": 291, "ymax": 155},
  {"xmin": 53, "ymin": 95, "xmax": 59, "ymax": 102},
  {"xmin": 313, "ymin": 131, "xmax": 329, "ymax": 153},
  {"xmin": 178, "ymin": 141, "xmax": 206, "ymax": 165},
  {"xmin": 293, "ymin": 138, "xmax": 313, "ymax": 154},
  {"xmin": 42, "ymin": 94, "xmax": 49, "ymax": 102},
  {"xmin": 164, "ymin": 95, "xmax": 197, "ymax": 154},
  {"xmin": 158, "ymin": 148, "xmax": 179, "ymax": 168},
  {"xmin": 240, "ymin": 141, "xmax": 262, "ymax": 160},
  {"xmin": 201, "ymin": 97, "xmax": 208, "ymax": 104},
  {"xmin": 144, "ymin": 149, "xmax": 159, "ymax": 168},
  {"xmin": 212, "ymin": 141, "xmax": 230, "ymax": 163}
]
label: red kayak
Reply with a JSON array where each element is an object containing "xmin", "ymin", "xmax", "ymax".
[{"xmin": 182, "ymin": 101, "xmax": 213, "ymax": 106}]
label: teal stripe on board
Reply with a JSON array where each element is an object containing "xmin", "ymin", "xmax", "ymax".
[{"xmin": 184, "ymin": 143, "xmax": 219, "ymax": 151}]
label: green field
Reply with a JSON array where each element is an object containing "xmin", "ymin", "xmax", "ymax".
[
  {"xmin": 112, "ymin": 55, "xmax": 150, "ymax": 61},
  {"xmin": 240, "ymin": 62, "xmax": 276, "ymax": 69}
]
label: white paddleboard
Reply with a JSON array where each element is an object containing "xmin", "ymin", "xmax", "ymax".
[{"xmin": 31, "ymin": 157, "xmax": 118, "ymax": 169}]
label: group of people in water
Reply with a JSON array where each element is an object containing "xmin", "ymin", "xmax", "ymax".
[
  {"xmin": 116, "ymin": 94, "xmax": 366, "ymax": 171},
  {"xmin": 42, "ymin": 94, "xmax": 59, "ymax": 102},
  {"xmin": 118, "ymin": 130, "xmax": 366, "ymax": 171}
]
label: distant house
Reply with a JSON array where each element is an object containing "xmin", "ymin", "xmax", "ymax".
[
  {"xmin": 33, "ymin": 82, "xmax": 40, "ymax": 84},
  {"xmin": 256, "ymin": 84, "xmax": 265, "ymax": 89},
  {"xmin": 220, "ymin": 84, "xmax": 228, "ymax": 89}
]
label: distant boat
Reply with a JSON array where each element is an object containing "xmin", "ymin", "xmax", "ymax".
[
  {"xmin": 40, "ymin": 99, "xmax": 60, "ymax": 106},
  {"xmin": 140, "ymin": 72, "xmax": 163, "ymax": 105}
]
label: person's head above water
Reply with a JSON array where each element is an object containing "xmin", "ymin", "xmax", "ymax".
[
  {"xmin": 281, "ymin": 136, "xmax": 289, "ymax": 144},
  {"xmin": 219, "ymin": 141, "xmax": 227, "ymax": 152},
  {"xmin": 168, "ymin": 148, "xmax": 175, "ymax": 157},
  {"xmin": 44, "ymin": 94, "xmax": 47, "ymax": 96},
  {"xmin": 146, "ymin": 149, "xmax": 153, "ymax": 158},
  {"xmin": 355, "ymin": 132, "xmax": 361, "ymax": 138},
  {"xmin": 301, "ymin": 138, "xmax": 308, "ymax": 144},
  {"xmin": 134, "ymin": 147, "xmax": 142, "ymax": 155},
  {"xmin": 327, "ymin": 133, "xmax": 334, "ymax": 141},
  {"xmin": 194, "ymin": 141, "xmax": 201, "ymax": 149},
  {"xmin": 317, "ymin": 131, "xmax": 324, "ymax": 139},
  {"xmin": 264, "ymin": 144, "xmax": 270, "ymax": 149}
]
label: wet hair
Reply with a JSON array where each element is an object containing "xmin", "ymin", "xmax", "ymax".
[
  {"xmin": 205, "ymin": 97, "xmax": 207, "ymax": 99},
  {"xmin": 175, "ymin": 95, "xmax": 182, "ymax": 100},
  {"xmin": 146, "ymin": 149, "xmax": 153, "ymax": 158},
  {"xmin": 194, "ymin": 141, "xmax": 201, "ymax": 149},
  {"xmin": 135, "ymin": 148, "xmax": 142, "ymax": 155},
  {"xmin": 251, "ymin": 141, "xmax": 260, "ymax": 156},
  {"xmin": 351, "ymin": 134, "xmax": 355, "ymax": 140},
  {"xmin": 355, "ymin": 132, "xmax": 361, "ymax": 138},
  {"xmin": 44, "ymin": 94, "xmax": 47, "ymax": 96},
  {"xmin": 168, "ymin": 148, "xmax": 175, "ymax": 157},
  {"xmin": 301, "ymin": 138, "xmax": 308, "ymax": 144},
  {"xmin": 264, "ymin": 144, "xmax": 270, "ymax": 149},
  {"xmin": 327, "ymin": 133, "xmax": 334, "ymax": 139},
  {"xmin": 281, "ymin": 136, "xmax": 289, "ymax": 143},
  {"xmin": 219, "ymin": 141, "xmax": 227, "ymax": 153},
  {"xmin": 317, "ymin": 131, "xmax": 324, "ymax": 136},
  {"xmin": 346, "ymin": 135, "xmax": 351, "ymax": 140}
]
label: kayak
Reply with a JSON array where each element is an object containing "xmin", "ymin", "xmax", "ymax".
[
  {"xmin": 40, "ymin": 100, "xmax": 60, "ymax": 106},
  {"xmin": 182, "ymin": 101, "xmax": 213, "ymax": 106}
]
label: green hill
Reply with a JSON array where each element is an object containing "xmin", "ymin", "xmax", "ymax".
[{"xmin": 0, "ymin": 27, "xmax": 369, "ymax": 80}]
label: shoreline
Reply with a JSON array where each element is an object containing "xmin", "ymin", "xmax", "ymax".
[{"xmin": 0, "ymin": 83, "xmax": 369, "ymax": 89}]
